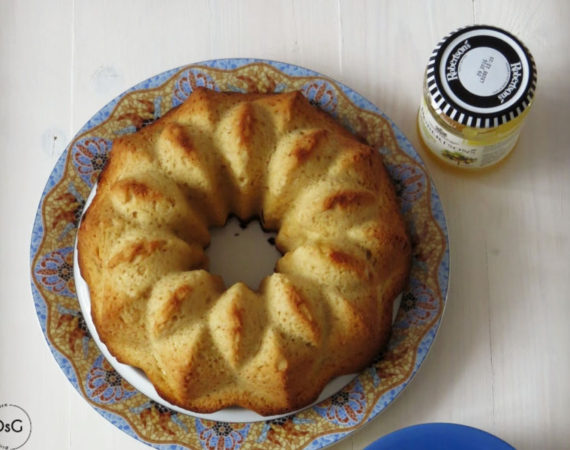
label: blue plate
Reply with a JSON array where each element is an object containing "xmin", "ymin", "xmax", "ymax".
[{"xmin": 366, "ymin": 423, "xmax": 515, "ymax": 450}]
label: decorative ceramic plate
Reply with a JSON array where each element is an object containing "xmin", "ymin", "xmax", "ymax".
[{"xmin": 30, "ymin": 59, "xmax": 449, "ymax": 450}]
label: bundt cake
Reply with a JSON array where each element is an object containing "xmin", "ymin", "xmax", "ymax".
[{"xmin": 77, "ymin": 87, "xmax": 411, "ymax": 415}]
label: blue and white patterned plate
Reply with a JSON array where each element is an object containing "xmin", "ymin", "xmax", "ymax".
[{"xmin": 30, "ymin": 59, "xmax": 449, "ymax": 449}]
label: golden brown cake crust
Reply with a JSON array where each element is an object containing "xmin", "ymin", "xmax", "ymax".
[{"xmin": 77, "ymin": 88, "xmax": 411, "ymax": 415}]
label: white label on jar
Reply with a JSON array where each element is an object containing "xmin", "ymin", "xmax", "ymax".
[
  {"xmin": 418, "ymin": 97, "xmax": 520, "ymax": 168},
  {"xmin": 438, "ymin": 29, "xmax": 531, "ymax": 115},
  {"xmin": 458, "ymin": 47, "xmax": 511, "ymax": 96}
]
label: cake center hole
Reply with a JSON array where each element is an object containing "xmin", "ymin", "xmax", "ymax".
[{"xmin": 206, "ymin": 217, "xmax": 281, "ymax": 290}]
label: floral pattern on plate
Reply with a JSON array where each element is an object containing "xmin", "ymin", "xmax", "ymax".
[{"xmin": 30, "ymin": 59, "xmax": 449, "ymax": 449}]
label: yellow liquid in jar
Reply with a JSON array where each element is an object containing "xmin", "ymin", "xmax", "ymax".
[
  {"xmin": 418, "ymin": 25, "xmax": 536, "ymax": 170},
  {"xmin": 416, "ymin": 114, "xmax": 518, "ymax": 174},
  {"xmin": 417, "ymin": 91, "xmax": 532, "ymax": 170}
]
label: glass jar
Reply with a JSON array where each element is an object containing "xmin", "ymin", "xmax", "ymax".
[{"xmin": 418, "ymin": 25, "xmax": 537, "ymax": 170}]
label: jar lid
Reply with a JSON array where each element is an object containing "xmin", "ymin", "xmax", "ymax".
[{"xmin": 426, "ymin": 25, "xmax": 537, "ymax": 128}]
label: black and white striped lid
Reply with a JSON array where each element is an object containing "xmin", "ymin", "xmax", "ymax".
[{"xmin": 426, "ymin": 25, "xmax": 537, "ymax": 128}]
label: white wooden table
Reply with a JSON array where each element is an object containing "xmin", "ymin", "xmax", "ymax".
[{"xmin": 1, "ymin": 1, "xmax": 569, "ymax": 449}]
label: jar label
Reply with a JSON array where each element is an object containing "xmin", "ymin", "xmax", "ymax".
[
  {"xmin": 427, "ymin": 25, "xmax": 536, "ymax": 127},
  {"xmin": 457, "ymin": 46, "xmax": 510, "ymax": 97},
  {"xmin": 418, "ymin": 97, "xmax": 520, "ymax": 168}
]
